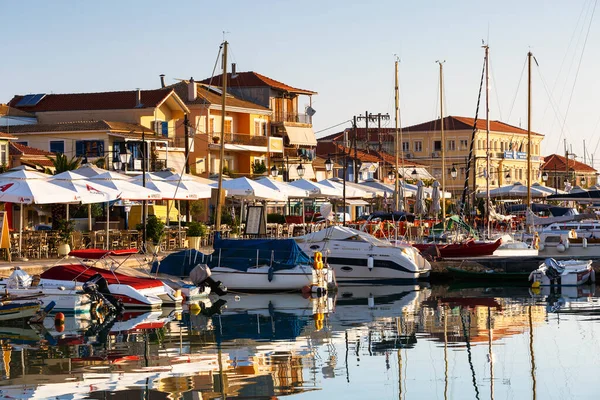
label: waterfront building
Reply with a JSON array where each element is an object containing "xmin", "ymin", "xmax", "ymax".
[{"xmin": 541, "ymin": 153, "xmax": 597, "ymax": 190}]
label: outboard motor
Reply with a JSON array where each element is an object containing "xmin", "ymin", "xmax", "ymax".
[
  {"xmin": 189, "ymin": 264, "xmax": 228, "ymax": 296},
  {"xmin": 544, "ymin": 258, "xmax": 565, "ymax": 281},
  {"xmin": 83, "ymin": 273, "xmax": 123, "ymax": 311}
]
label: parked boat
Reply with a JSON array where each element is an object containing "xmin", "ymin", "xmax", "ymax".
[
  {"xmin": 447, "ymin": 266, "xmax": 531, "ymax": 283},
  {"xmin": 0, "ymin": 267, "xmax": 93, "ymax": 313},
  {"xmin": 529, "ymin": 258, "xmax": 595, "ymax": 286},
  {"xmin": 40, "ymin": 263, "xmax": 182, "ymax": 310},
  {"xmin": 0, "ymin": 299, "xmax": 40, "ymax": 321},
  {"xmin": 413, "ymin": 238, "xmax": 503, "ymax": 258},
  {"xmin": 208, "ymin": 237, "xmax": 334, "ymax": 292},
  {"xmin": 295, "ymin": 226, "xmax": 431, "ymax": 283}
]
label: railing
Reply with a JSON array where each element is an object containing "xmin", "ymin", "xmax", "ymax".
[
  {"xmin": 210, "ymin": 132, "xmax": 268, "ymax": 147},
  {"xmin": 272, "ymin": 112, "xmax": 311, "ymax": 124}
]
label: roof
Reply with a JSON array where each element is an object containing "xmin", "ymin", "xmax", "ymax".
[
  {"xmin": 0, "ymin": 120, "xmax": 154, "ymax": 135},
  {"xmin": 7, "ymin": 88, "xmax": 181, "ymax": 113},
  {"xmin": 21, "ymin": 158, "xmax": 55, "ymax": 168},
  {"xmin": 168, "ymin": 81, "xmax": 270, "ymax": 111},
  {"xmin": 10, "ymin": 142, "xmax": 54, "ymax": 156},
  {"xmin": 403, "ymin": 116, "xmax": 544, "ymax": 136},
  {"xmin": 316, "ymin": 141, "xmax": 425, "ymax": 167},
  {"xmin": 541, "ymin": 153, "xmax": 596, "ymax": 173},
  {"xmin": 199, "ymin": 71, "xmax": 317, "ymax": 95},
  {"xmin": 0, "ymin": 104, "xmax": 36, "ymax": 118}
]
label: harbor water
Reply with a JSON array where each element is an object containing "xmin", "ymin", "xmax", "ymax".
[{"xmin": 0, "ymin": 284, "xmax": 598, "ymax": 399}]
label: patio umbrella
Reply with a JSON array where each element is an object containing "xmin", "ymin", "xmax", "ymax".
[
  {"xmin": 0, "ymin": 168, "xmax": 85, "ymax": 256},
  {"xmin": 288, "ymin": 179, "xmax": 342, "ymax": 198},
  {"xmin": 429, "ymin": 180, "xmax": 441, "ymax": 218},
  {"xmin": 476, "ymin": 182, "xmax": 554, "ymax": 199},
  {"xmin": 255, "ymin": 177, "xmax": 310, "ymax": 198},
  {"xmin": 358, "ymin": 179, "xmax": 416, "ymax": 198},
  {"xmin": 160, "ymin": 173, "xmax": 213, "ymax": 199},
  {"xmin": 317, "ymin": 179, "xmax": 374, "ymax": 199},
  {"xmin": 414, "ymin": 180, "xmax": 427, "ymax": 216},
  {"xmin": 211, "ymin": 177, "xmax": 287, "ymax": 201},
  {"xmin": 74, "ymin": 164, "xmax": 108, "ymax": 177}
]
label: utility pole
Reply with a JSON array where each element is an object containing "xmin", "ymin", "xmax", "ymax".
[
  {"xmin": 353, "ymin": 116, "xmax": 358, "ymax": 183},
  {"xmin": 357, "ymin": 111, "xmax": 390, "ymax": 183},
  {"xmin": 437, "ymin": 60, "xmax": 446, "ymax": 220},
  {"xmin": 215, "ymin": 41, "xmax": 228, "ymax": 231}
]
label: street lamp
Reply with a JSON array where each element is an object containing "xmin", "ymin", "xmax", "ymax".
[
  {"xmin": 411, "ymin": 168, "xmax": 418, "ymax": 179},
  {"xmin": 450, "ymin": 165, "xmax": 458, "ymax": 180},
  {"xmin": 324, "ymin": 157, "xmax": 333, "ymax": 176},
  {"xmin": 505, "ymin": 172, "xmax": 511, "ymax": 184},
  {"xmin": 119, "ymin": 148, "xmax": 132, "ymax": 172},
  {"xmin": 541, "ymin": 171, "xmax": 548, "ymax": 182},
  {"xmin": 270, "ymin": 165, "xmax": 279, "ymax": 178},
  {"xmin": 581, "ymin": 176, "xmax": 586, "ymax": 186},
  {"xmin": 296, "ymin": 163, "xmax": 305, "ymax": 178},
  {"xmin": 387, "ymin": 169, "xmax": 394, "ymax": 181}
]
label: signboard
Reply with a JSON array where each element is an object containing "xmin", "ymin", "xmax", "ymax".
[
  {"xmin": 504, "ymin": 151, "xmax": 527, "ymax": 160},
  {"xmin": 268, "ymin": 137, "xmax": 284, "ymax": 153},
  {"xmin": 244, "ymin": 205, "xmax": 266, "ymax": 236}
]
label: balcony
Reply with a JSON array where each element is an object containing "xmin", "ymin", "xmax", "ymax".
[
  {"xmin": 209, "ymin": 132, "xmax": 268, "ymax": 148},
  {"xmin": 272, "ymin": 112, "xmax": 311, "ymax": 124}
]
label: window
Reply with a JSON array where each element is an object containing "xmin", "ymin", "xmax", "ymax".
[
  {"xmin": 49, "ymin": 140, "xmax": 65, "ymax": 154},
  {"xmin": 76, "ymin": 140, "xmax": 104, "ymax": 157},
  {"xmin": 434, "ymin": 140, "xmax": 442, "ymax": 151},
  {"xmin": 414, "ymin": 141, "xmax": 422, "ymax": 152},
  {"xmin": 254, "ymin": 119, "xmax": 266, "ymax": 136},
  {"xmin": 224, "ymin": 118, "xmax": 233, "ymax": 134},
  {"xmin": 0, "ymin": 144, "xmax": 7, "ymax": 166},
  {"xmin": 402, "ymin": 141, "xmax": 409, "ymax": 152},
  {"xmin": 447, "ymin": 140, "xmax": 456, "ymax": 151},
  {"xmin": 460, "ymin": 139, "xmax": 468, "ymax": 149}
]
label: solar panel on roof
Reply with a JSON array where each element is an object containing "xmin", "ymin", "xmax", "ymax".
[{"xmin": 15, "ymin": 93, "xmax": 46, "ymax": 107}]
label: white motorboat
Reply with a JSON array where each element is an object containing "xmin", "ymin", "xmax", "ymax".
[
  {"xmin": 529, "ymin": 258, "xmax": 595, "ymax": 286},
  {"xmin": 295, "ymin": 226, "xmax": 431, "ymax": 283},
  {"xmin": 208, "ymin": 237, "xmax": 334, "ymax": 293},
  {"xmin": 0, "ymin": 267, "xmax": 92, "ymax": 313}
]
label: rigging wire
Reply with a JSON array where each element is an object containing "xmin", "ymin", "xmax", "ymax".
[
  {"xmin": 506, "ymin": 56, "xmax": 527, "ymax": 123},
  {"xmin": 488, "ymin": 54, "xmax": 503, "ymax": 121},
  {"xmin": 555, "ymin": 0, "xmax": 598, "ymax": 153}
]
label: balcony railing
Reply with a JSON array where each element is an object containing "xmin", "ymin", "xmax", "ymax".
[
  {"xmin": 272, "ymin": 112, "xmax": 311, "ymax": 124},
  {"xmin": 210, "ymin": 132, "xmax": 268, "ymax": 147},
  {"xmin": 112, "ymin": 158, "xmax": 167, "ymax": 173}
]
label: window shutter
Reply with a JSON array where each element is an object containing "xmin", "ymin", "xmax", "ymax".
[{"xmin": 75, "ymin": 141, "xmax": 85, "ymax": 157}]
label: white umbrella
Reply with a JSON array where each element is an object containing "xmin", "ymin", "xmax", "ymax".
[
  {"xmin": 317, "ymin": 179, "xmax": 374, "ymax": 199},
  {"xmin": 51, "ymin": 171, "xmax": 120, "ymax": 204},
  {"xmin": 414, "ymin": 180, "xmax": 426, "ymax": 216},
  {"xmin": 429, "ymin": 180, "xmax": 441, "ymax": 218},
  {"xmin": 88, "ymin": 171, "xmax": 161, "ymax": 201},
  {"xmin": 476, "ymin": 182, "xmax": 554, "ymax": 199},
  {"xmin": 288, "ymin": 179, "xmax": 342, "ymax": 198},
  {"xmin": 74, "ymin": 164, "xmax": 108, "ymax": 177},
  {"xmin": 330, "ymin": 177, "xmax": 382, "ymax": 197},
  {"xmin": 161, "ymin": 173, "xmax": 214, "ymax": 199},
  {"xmin": 358, "ymin": 179, "xmax": 416, "ymax": 198},
  {"xmin": 211, "ymin": 177, "xmax": 287, "ymax": 201},
  {"xmin": 131, "ymin": 173, "xmax": 198, "ymax": 200},
  {"xmin": 255, "ymin": 177, "xmax": 310, "ymax": 198}
]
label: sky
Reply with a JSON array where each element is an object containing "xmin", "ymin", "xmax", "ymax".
[{"xmin": 2, "ymin": 0, "xmax": 600, "ymax": 166}]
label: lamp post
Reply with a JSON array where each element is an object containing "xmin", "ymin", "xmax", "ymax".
[
  {"xmin": 451, "ymin": 165, "xmax": 457, "ymax": 210},
  {"xmin": 120, "ymin": 148, "xmax": 131, "ymax": 173},
  {"xmin": 296, "ymin": 163, "xmax": 305, "ymax": 179},
  {"xmin": 270, "ymin": 165, "xmax": 279, "ymax": 178},
  {"xmin": 505, "ymin": 172, "xmax": 511, "ymax": 184},
  {"xmin": 325, "ymin": 157, "xmax": 333, "ymax": 178}
]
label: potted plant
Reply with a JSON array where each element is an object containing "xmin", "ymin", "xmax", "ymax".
[
  {"xmin": 230, "ymin": 217, "xmax": 241, "ymax": 238},
  {"xmin": 56, "ymin": 219, "xmax": 74, "ymax": 256},
  {"xmin": 212, "ymin": 135, "xmax": 220, "ymax": 144},
  {"xmin": 186, "ymin": 221, "xmax": 207, "ymax": 250},
  {"xmin": 137, "ymin": 215, "xmax": 165, "ymax": 254}
]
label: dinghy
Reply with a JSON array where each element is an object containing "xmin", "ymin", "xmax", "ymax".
[{"xmin": 529, "ymin": 258, "xmax": 595, "ymax": 286}]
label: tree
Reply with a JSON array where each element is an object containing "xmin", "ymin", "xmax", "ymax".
[{"xmin": 47, "ymin": 153, "xmax": 82, "ymax": 174}]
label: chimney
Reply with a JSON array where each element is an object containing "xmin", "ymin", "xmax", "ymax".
[
  {"xmin": 136, "ymin": 89, "xmax": 142, "ymax": 107},
  {"xmin": 188, "ymin": 77, "xmax": 197, "ymax": 102},
  {"xmin": 231, "ymin": 63, "xmax": 237, "ymax": 76},
  {"xmin": 159, "ymin": 74, "xmax": 165, "ymax": 88}
]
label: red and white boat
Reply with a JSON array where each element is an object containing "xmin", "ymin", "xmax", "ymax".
[
  {"xmin": 412, "ymin": 238, "xmax": 502, "ymax": 258},
  {"xmin": 39, "ymin": 249, "xmax": 182, "ymax": 310}
]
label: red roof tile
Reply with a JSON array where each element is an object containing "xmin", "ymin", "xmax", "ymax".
[
  {"xmin": 0, "ymin": 104, "xmax": 36, "ymax": 118},
  {"xmin": 7, "ymin": 88, "xmax": 177, "ymax": 113},
  {"xmin": 0, "ymin": 120, "xmax": 154, "ymax": 135},
  {"xmin": 541, "ymin": 154, "xmax": 596, "ymax": 173},
  {"xmin": 169, "ymin": 81, "xmax": 270, "ymax": 111},
  {"xmin": 199, "ymin": 71, "xmax": 317, "ymax": 95},
  {"xmin": 21, "ymin": 158, "xmax": 55, "ymax": 168},
  {"xmin": 10, "ymin": 142, "xmax": 54, "ymax": 156},
  {"xmin": 316, "ymin": 142, "xmax": 425, "ymax": 167},
  {"xmin": 403, "ymin": 116, "xmax": 543, "ymax": 136}
]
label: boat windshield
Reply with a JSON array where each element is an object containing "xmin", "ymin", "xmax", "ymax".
[{"xmin": 347, "ymin": 231, "xmax": 393, "ymax": 247}]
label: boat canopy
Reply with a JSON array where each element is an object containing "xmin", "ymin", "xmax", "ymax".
[
  {"xmin": 295, "ymin": 226, "xmax": 393, "ymax": 247},
  {"xmin": 209, "ymin": 238, "xmax": 312, "ymax": 271},
  {"xmin": 151, "ymin": 249, "xmax": 210, "ymax": 277}
]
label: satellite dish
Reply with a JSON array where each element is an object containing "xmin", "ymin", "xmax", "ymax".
[{"xmin": 306, "ymin": 106, "xmax": 316, "ymax": 117}]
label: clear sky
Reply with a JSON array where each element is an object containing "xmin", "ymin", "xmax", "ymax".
[{"xmin": 2, "ymin": 0, "xmax": 599, "ymax": 165}]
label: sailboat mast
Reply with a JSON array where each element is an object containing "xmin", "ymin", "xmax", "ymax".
[
  {"xmin": 527, "ymin": 51, "xmax": 532, "ymax": 211},
  {"xmin": 394, "ymin": 59, "xmax": 404, "ymax": 211},
  {"xmin": 484, "ymin": 45, "xmax": 490, "ymax": 238},
  {"xmin": 215, "ymin": 41, "xmax": 228, "ymax": 230},
  {"xmin": 438, "ymin": 61, "xmax": 446, "ymax": 219}
]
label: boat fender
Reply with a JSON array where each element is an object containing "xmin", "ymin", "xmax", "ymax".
[
  {"xmin": 268, "ymin": 266, "xmax": 274, "ymax": 282},
  {"xmin": 367, "ymin": 256, "xmax": 374, "ymax": 271},
  {"xmin": 556, "ymin": 243, "xmax": 566, "ymax": 253},
  {"xmin": 583, "ymin": 238, "xmax": 588, "ymax": 248},
  {"xmin": 55, "ymin": 312, "xmax": 65, "ymax": 331},
  {"xmin": 302, "ymin": 285, "xmax": 312, "ymax": 295},
  {"xmin": 564, "ymin": 238, "xmax": 569, "ymax": 249},
  {"xmin": 313, "ymin": 252, "xmax": 324, "ymax": 270},
  {"xmin": 368, "ymin": 294, "xmax": 375, "ymax": 308},
  {"xmin": 591, "ymin": 269, "xmax": 596, "ymax": 283}
]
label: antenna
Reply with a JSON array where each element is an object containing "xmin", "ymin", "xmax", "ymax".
[{"xmin": 222, "ymin": 31, "xmax": 230, "ymax": 41}]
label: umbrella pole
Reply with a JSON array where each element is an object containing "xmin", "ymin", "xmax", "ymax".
[
  {"xmin": 19, "ymin": 204, "xmax": 23, "ymax": 258},
  {"xmin": 66, "ymin": 204, "xmax": 69, "ymax": 220},
  {"xmin": 87, "ymin": 204, "xmax": 92, "ymax": 231},
  {"xmin": 178, "ymin": 200, "xmax": 181, "ymax": 248},
  {"xmin": 106, "ymin": 202, "xmax": 110, "ymax": 250}
]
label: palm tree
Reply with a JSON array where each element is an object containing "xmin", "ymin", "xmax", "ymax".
[
  {"xmin": 47, "ymin": 153, "xmax": 81, "ymax": 174},
  {"xmin": 47, "ymin": 153, "xmax": 82, "ymax": 228}
]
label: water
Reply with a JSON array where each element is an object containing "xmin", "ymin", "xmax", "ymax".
[{"xmin": 0, "ymin": 284, "xmax": 599, "ymax": 399}]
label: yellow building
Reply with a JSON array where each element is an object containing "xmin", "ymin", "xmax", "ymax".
[{"xmin": 6, "ymin": 89, "xmax": 189, "ymax": 173}]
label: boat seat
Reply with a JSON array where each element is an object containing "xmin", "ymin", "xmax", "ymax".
[{"xmin": 30, "ymin": 275, "xmax": 40, "ymax": 287}]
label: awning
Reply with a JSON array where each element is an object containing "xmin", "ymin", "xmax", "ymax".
[
  {"xmin": 285, "ymin": 126, "xmax": 317, "ymax": 146},
  {"xmin": 398, "ymin": 167, "xmax": 433, "ymax": 180},
  {"xmin": 339, "ymin": 199, "xmax": 369, "ymax": 206},
  {"xmin": 157, "ymin": 150, "xmax": 186, "ymax": 174}
]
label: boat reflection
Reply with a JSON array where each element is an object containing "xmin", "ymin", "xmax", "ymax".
[{"xmin": 0, "ymin": 284, "xmax": 599, "ymax": 399}]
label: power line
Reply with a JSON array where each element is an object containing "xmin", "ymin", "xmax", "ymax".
[{"xmin": 315, "ymin": 119, "xmax": 352, "ymax": 135}]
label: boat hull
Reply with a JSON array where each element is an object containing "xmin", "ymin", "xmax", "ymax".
[
  {"xmin": 210, "ymin": 265, "xmax": 333, "ymax": 292},
  {"xmin": 413, "ymin": 239, "xmax": 502, "ymax": 258},
  {"xmin": 530, "ymin": 259, "xmax": 594, "ymax": 286},
  {"xmin": 3, "ymin": 288, "xmax": 92, "ymax": 313}
]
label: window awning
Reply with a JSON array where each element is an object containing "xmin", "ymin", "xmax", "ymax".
[
  {"xmin": 284, "ymin": 126, "xmax": 317, "ymax": 146},
  {"xmin": 398, "ymin": 167, "xmax": 433, "ymax": 180},
  {"xmin": 341, "ymin": 199, "xmax": 369, "ymax": 206}
]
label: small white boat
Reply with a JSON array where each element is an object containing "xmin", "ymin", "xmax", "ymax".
[
  {"xmin": 529, "ymin": 258, "xmax": 595, "ymax": 286},
  {"xmin": 209, "ymin": 237, "xmax": 334, "ymax": 293},
  {"xmin": 0, "ymin": 267, "xmax": 92, "ymax": 313}
]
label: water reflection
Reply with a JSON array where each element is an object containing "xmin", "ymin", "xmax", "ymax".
[{"xmin": 0, "ymin": 284, "xmax": 598, "ymax": 399}]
